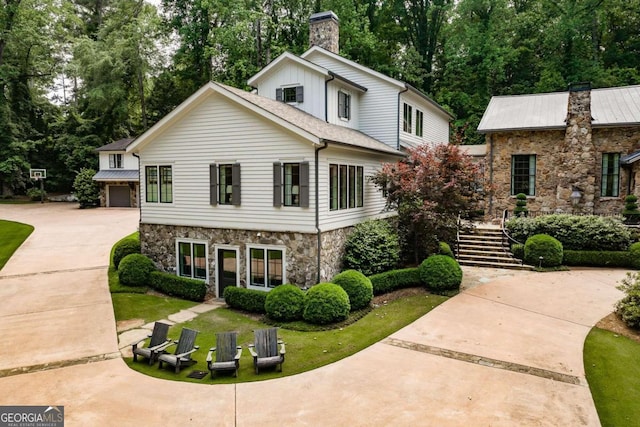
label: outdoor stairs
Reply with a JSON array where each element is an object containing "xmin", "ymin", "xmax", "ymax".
[{"xmin": 457, "ymin": 227, "xmax": 534, "ymax": 270}]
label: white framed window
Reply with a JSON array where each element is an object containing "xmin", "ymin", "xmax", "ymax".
[
  {"xmin": 177, "ymin": 240, "xmax": 208, "ymax": 281},
  {"xmin": 416, "ymin": 109, "xmax": 424, "ymax": 137},
  {"xmin": 329, "ymin": 163, "xmax": 364, "ymax": 211},
  {"xmin": 109, "ymin": 153, "xmax": 123, "ymax": 169},
  {"xmin": 145, "ymin": 165, "xmax": 172, "ymax": 203},
  {"xmin": 403, "ymin": 103, "xmax": 412, "ymax": 133},
  {"xmin": 247, "ymin": 245, "xmax": 285, "ymax": 290},
  {"xmin": 338, "ymin": 91, "xmax": 351, "ymax": 120},
  {"xmin": 276, "ymin": 86, "xmax": 303, "ymax": 103}
]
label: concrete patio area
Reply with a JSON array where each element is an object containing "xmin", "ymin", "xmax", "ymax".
[{"xmin": 0, "ymin": 203, "xmax": 627, "ymax": 426}]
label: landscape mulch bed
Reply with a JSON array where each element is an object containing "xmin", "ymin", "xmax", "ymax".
[{"xmin": 596, "ymin": 312, "xmax": 640, "ymax": 344}]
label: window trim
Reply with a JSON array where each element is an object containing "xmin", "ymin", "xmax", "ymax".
[
  {"xmin": 109, "ymin": 153, "xmax": 123, "ymax": 169},
  {"xmin": 510, "ymin": 154, "xmax": 536, "ymax": 196},
  {"xmin": 276, "ymin": 85, "xmax": 304, "ymax": 104},
  {"xmin": 403, "ymin": 103, "xmax": 412, "ymax": 134},
  {"xmin": 601, "ymin": 153, "xmax": 620, "ymax": 197},
  {"xmin": 210, "ymin": 163, "xmax": 241, "ymax": 206},
  {"xmin": 145, "ymin": 165, "xmax": 173, "ymax": 203},
  {"xmin": 416, "ymin": 109, "xmax": 424, "ymax": 137},
  {"xmin": 329, "ymin": 163, "xmax": 365, "ymax": 211},
  {"xmin": 176, "ymin": 239, "xmax": 208, "ymax": 282},
  {"xmin": 246, "ymin": 244, "xmax": 286, "ymax": 291},
  {"xmin": 338, "ymin": 90, "xmax": 351, "ymax": 120},
  {"xmin": 214, "ymin": 244, "xmax": 240, "ymax": 293}
]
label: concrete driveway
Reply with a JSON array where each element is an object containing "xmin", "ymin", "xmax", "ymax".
[{"xmin": 0, "ymin": 203, "xmax": 627, "ymax": 426}]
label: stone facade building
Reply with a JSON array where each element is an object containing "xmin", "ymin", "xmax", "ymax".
[{"xmin": 478, "ymin": 84, "xmax": 640, "ymax": 220}]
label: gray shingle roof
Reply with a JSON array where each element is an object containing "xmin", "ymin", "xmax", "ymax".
[
  {"xmin": 218, "ymin": 83, "xmax": 404, "ymax": 157},
  {"xmin": 92, "ymin": 170, "xmax": 139, "ymax": 181},
  {"xmin": 96, "ymin": 138, "xmax": 135, "ymax": 151},
  {"xmin": 478, "ymin": 85, "xmax": 640, "ymax": 133}
]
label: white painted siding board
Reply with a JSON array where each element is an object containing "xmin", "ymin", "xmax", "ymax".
[
  {"xmin": 99, "ymin": 152, "xmax": 138, "ymax": 170},
  {"xmin": 253, "ymin": 62, "xmax": 326, "ymax": 120},
  {"xmin": 326, "ymin": 82, "xmax": 360, "ymax": 129},
  {"xmin": 400, "ymin": 93, "xmax": 450, "ymax": 147},
  {"xmin": 305, "ymin": 51, "xmax": 400, "ymax": 149},
  {"xmin": 139, "ymin": 93, "xmax": 317, "ymax": 233}
]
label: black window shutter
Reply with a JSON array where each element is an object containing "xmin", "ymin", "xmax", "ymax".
[
  {"xmin": 300, "ymin": 161, "xmax": 310, "ymax": 208},
  {"xmin": 273, "ymin": 162, "xmax": 282, "ymax": 207},
  {"xmin": 232, "ymin": 163, "xmax": 241, "ymax": 206},
  {"xmin": 296, "ymin": 86, "xmax": 304, "ymax": 103},
  {"xmin": 345, "ymin": 94, "xmax": 350, "ymax": 120},
  {"xmin": 209, "ymin": 163, "xmax": 217, "ymax": 205},
  {"xmin": 276, "ymin": 88, "xmax": 283, "ymax": 102}
]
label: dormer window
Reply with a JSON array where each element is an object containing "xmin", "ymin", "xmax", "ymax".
[
  {"xmin": 276, "ymin": 86, "xmax": 304, "ymax": 104},
  {"xmin": 109, "ymin": 153, "xmax": 123, "ymax": 169},
  {"xmin": 338, "ymin": 91, "xmax": 351, "ymax": 120}
]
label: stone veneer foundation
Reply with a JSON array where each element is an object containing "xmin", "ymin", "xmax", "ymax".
[{"xmin": 139, "ymin": 223, "xmax": 353, "ymax": 297}]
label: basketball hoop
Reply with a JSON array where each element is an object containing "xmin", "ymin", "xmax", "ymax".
[{"xmin": 29, "ymin": 168, "xmax": 47, "ymax": 203}]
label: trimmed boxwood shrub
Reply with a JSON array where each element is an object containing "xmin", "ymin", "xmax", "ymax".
[
  {"xmin": 368, "ymin": 268, "xmax": 421, "ymax": 295},
  {"xmin": 629, "ymin": 242, "xmax": 640, "ymax": 270},
  {"xmin": 524, "ymin": 234, "xmax": 563, "ymax": 267},
  {"xmin": 563, "ymin": 250, "xmax": 631, "ymax": 267},
  {"xmin": 113, "ymin": 237, "xmax": 141, "ymax": 268},
  {"xmin": 343, "ymin": 219, "xmax": 400, "ymax": 276},
  {"xmin": 439, "ymin": 241, "xmax": 454, "ymax": 258},
  {"xmin": 265, "ymin": 284, "xmax": 305, "ymax": 321},
  {"xmin": 419, "ymin": 255, "xmax": 463, "ymax": 292},
  {"xmin": 223, "ymin": 287, "xmax": 267, "ymax": 314},
  {"xmin": 118, "ymin": 253, "xmax": 156, "ymax": 286},
  {"xmin": 513, "ymin": 193, "xmax": 528, "ymax": 217},
  {"xmin": 303, "ymin": 283, "xmax": 350, "ymax": 325},
  {"xmin": 506, "ymin": 214, "xmax": 631, "ymax": 251},
  {"xmin": 615, "ymin": 273, "xmax": 640, "ymax": 329},
  {"xmin": 149, "ymin": 271, "xmax": 206, "ymax": 301},
  {"xmin": 332, "ymin": 270, "xmax": 373, "ymax": 310},
  {"xmin": 511, "ymin": 243, "xmax": 524, "ymax": 260}
]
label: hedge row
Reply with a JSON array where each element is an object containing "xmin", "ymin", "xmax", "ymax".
[
  {"xmin": 368, "ymin": 268, "xmax": 421, "ymax": 295},
  {"xmin": 223, "ymin": 286, "xmax": 267, "ymax": 314},
  {"xmin": 149, "ymin": 271, "xmax": 207, "ymax": 302},
  {"xmin": 562, "ymin": 251, "xmax": 632, "ymax": 268}
]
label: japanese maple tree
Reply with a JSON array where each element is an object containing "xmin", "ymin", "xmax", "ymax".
[{"xmin": 371, "ymin": 144, "xmax": 483, "ymax": 263}]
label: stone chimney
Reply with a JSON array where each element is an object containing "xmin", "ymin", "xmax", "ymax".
[
  {"xmin": 309, "ymin": 11, "xmax": 339, "ymax": 54},
  {"xmin": 558, "ymin": 82, "xmax": 595, "ymax": 213}
]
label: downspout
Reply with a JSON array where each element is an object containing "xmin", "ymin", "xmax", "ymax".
[
  {"xmin": 488, "ymin": 134, "xmax": 495, "ymax": 218},
  {"xmin": 132, "ymin": 152, "xmax": 142, "ymax": 219},
  {"xmin": 397, "ymin": 85, "xmax": 409, "ymax": 150},
  {"xmin": 325, "ymin": 73, "xmax": 335, "ymax": 121},
  {"xmin": 315, "ymin": 141, "xmax": 329, "ymax": 284}
]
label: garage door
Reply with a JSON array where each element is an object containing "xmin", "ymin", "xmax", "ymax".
[{"xmin": 108, "ymin": 186, "xmax": 131, "ymax": 207}]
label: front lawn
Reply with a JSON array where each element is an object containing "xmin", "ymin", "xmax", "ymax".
[
  {"xmin": 0, "ymin": 220, "xmax": 34, "ymax": 270},
  {"xmin": 112, "ymin": 293, "xmax": 198, "ymax": 323},
  {"xmin": 125, "ymin": 290, "xmax": 447, "ymax": 383},
  {"xmin": 584, "ymin": 327, "xmax": 640, "ymax": 427}
]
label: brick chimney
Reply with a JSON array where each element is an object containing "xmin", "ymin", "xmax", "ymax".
[
  {"xmin": 309, "ymin": 11, "xmax": 339, "ymax": 54},
  {"xmin": 558, "ymin": 82, "xmax": 595, "ymax": 213}
]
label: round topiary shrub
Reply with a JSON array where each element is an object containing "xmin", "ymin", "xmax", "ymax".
[
  {"xmin": 118, "ymin": 253, "xmax": 156, "ymax": 286},
  {"xmin": 629, "ymin": 242, "xmax": 640, "ymax": 270},
  {"xmin": 513, "ymin": 193, "xmax": 528, "ymax": 217},
  {"xmin": 113, "ymin": 237, "xmax": 141, "ymax": 268},
  {"xmin": 419, "ymin": 255, "xmax": 463, "ymax": 292},
  {"xmin": 343, "ymin": 219, "xmax": 400, "ymax": 276},
  {"xmin": 303, "ymin": 283, "xmax": 350, "ymax": 325},
  {"xmin": 524, "ymin": 234, "xmax": 563, "ymax": 267},
  {"xmin": 265, "ymin": 284, "xmax": 305, "ymax": 321},
  {"xmin": 331, "ymin": 270, "xmax": 373, "ymax": 310}
]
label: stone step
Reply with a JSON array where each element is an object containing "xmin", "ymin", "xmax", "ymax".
[
  {"xmin": 458, "ymin": 248, "xmax": 514, "ymax": 258},
  {"xmin": 458, "ymin": 243, "xmax": 506, "ymax": 251},
  {"xmin": 459, "ymin": 235, "xmax": 504, "ymax": 242},
  {"xmin": 458, "ymin": 254, "xmax": 520, "ymax": 263}
]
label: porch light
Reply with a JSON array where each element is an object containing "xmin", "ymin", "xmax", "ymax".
[{"xmin": 570, "ymin": 187, "xmax": 582, "ymax": 206}]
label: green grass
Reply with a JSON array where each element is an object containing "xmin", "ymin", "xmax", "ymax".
[
  {"xmin": 584, "ymin": 327, "xmax": 640, "ymax": 427},
  {"xmin": 126, "ymin": 291, "xmax": 447, "ymax": 383},
  {"xmin": 112, "ymin": 293, "xmax": 198, "ymax": 323},
  {"xmin": 0, "ymin": 220, "xmax": 34, "ymax": 270}
]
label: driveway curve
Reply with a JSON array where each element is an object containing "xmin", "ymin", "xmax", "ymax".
[{"xmin": 0, "ymin": 204, "xmax": 627, "ymax": 426}]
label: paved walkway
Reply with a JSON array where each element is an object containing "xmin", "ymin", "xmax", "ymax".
[{"xmin": 0, "ymin": 203, "xmax": 628, "ymax": 426}]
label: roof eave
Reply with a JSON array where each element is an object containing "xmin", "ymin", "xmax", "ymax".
[
  {"xmin": 477, "ymin": 126, "xmax": 566, "ymax": 134},
  {"xmin": 320, "ymin": 138, "xmax": 405, "ymax": 158},
  {"xmin": 404, "ymin": 84, "xmax": 455, "ymax": 121}
]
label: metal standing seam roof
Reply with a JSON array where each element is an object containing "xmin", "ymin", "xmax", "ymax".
[
  {"xmin": 218, "ymin": 82, "xmax": 404, "ymax": 157},
  {"xmin": 92, "ymin": 170, "xmax": 139, "ymax": 181},
  {"xmin": 477, "ymin": 85, "xmax": 640, "ymax": 133}
]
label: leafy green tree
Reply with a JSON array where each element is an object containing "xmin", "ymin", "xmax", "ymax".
[{"xmin": 72, "ymin": 167, "xmax": 100, "ymax": 208}]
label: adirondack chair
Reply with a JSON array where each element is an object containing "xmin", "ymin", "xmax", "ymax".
[
  {"xmin": 157, "ymin": 328, "xmax": 200, "ymax": 373},
  {"xmin": 131, "ymin": 322, "xmax": 171, "ymax": 365},
  {"xmin": 206, "ymin": 331, "xmax": 243, "ymax": 378},
  {"xmin": 248, "ymin": 328, "xmax": 285, "ymax": 374}
]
